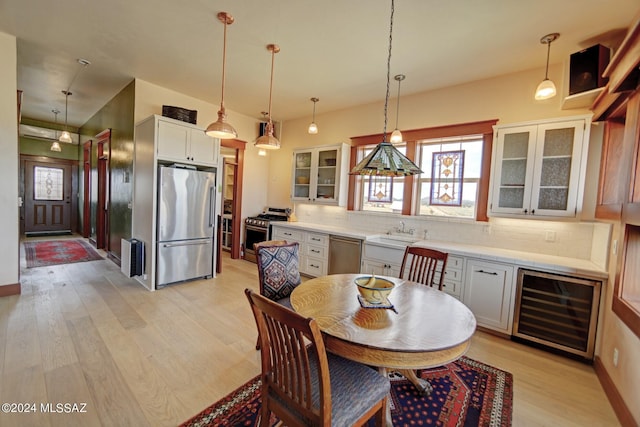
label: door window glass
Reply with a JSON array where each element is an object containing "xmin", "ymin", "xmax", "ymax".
[{"xmin": 34, "ymin": 166, "xmax": 64, "ymax": 201}]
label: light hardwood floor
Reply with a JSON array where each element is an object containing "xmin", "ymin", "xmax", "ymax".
[{"xmin": 0, "ymin": 238, "xmax": 620, "ymax": 426}]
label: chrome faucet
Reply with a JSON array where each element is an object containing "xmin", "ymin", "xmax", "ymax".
[{"xmin": 394, "ymin": 221, "xmax": 415, "ymax": 235}]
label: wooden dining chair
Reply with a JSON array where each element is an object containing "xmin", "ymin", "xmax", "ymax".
[
  {"xmin": 400, "ymin": 246, "xmax": 449, "ymax": 290},
  {"xmin": 245, "ymin": 289, "xmax": 389, "ymax": 427},
  {"xmin": 254, "ymin": 240, "xmax": 301, "ymax": 349}
]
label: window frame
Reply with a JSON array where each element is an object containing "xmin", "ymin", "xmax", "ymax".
[{"xmin": 348, "ymin": 119, "xmax": 497, "ymax": 221}]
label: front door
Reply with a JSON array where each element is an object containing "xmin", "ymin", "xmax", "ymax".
[{"xmin": 24, "ymin": 160, "xmax": 72, "ymax": 235}]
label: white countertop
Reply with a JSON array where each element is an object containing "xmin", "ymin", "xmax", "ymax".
[{"xmin": 271, "ymin": 221, "xmax": 608, "ymax": 279}]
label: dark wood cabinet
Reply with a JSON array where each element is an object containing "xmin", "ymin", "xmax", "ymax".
[
  {"xmin": 596, "ymin": 120, "xmax": 628, "ymax": 219},
  {"xmin": 592, "ymin": 14, "xmax": 640, "ymax": 338}
]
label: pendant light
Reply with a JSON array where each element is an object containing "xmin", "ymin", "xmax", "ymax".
[
  {"xmin": 308, "ymin": 97, "xmax": 319, "ymax": 134},
  {"xmin": 58, "ymin": 90, "xmax": 73, "ymax": 144},
  {"xmin": 255, "ymin": 44, "xmax": 281, "ymax": 150},
  {"xmin": 534, "ymin": 33, "xmax": 560, "ymax": 100},
  {"xmin": 390, "ymin": 74, "xmax": 405, "ymax": 143},
  {"xmin": 50, "ymin": 109, "xmax": 62, "ymax": 152},
  {"xmin": 350, "ymin": 0, "xmax": 422, "ymax": 176},
  {"xmin": 206, "ymin": 12, "xmax": 238, "ymax": 139}
]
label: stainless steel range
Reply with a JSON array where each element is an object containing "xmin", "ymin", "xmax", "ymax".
[{"xmin": 243, "ymin": 207, "xmax": 290, "ymax": 262}]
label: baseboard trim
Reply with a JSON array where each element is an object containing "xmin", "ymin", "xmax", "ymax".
[
  {"xmin": 594, "ymin": 356, "xmax": 637, "ymax": 427},
  {"xmin": 0, "ymin": 283, "xmax": 21, "ymax": 297}
]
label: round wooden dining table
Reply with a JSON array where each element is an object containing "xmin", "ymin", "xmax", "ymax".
[{"xmin": 290, "ymin": 273, "xmax": 477, "ymax": 396}]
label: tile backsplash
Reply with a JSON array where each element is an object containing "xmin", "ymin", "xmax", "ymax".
[{"xmin": 293, "ymin": 203, "xmax": 611, "ymax": 264}]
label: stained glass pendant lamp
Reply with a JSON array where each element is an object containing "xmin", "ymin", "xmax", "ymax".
[
  {"xmin": 350, "ymin": 0, "xmax": 422, "ymax": 177},
  {"xmin": 534, "ymin": 33, "xmax": 559, "ymax": 100},
  {"xmin": 255, "ymin": 44, "xmax": 281, "ymax": 150},
  {"xmin": 206, "ymin": 12, "xmax": 238, "ymax": 139}
]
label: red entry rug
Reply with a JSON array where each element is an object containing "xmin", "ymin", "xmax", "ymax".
[
  {"xmin": 24, "ymin": 239, "xmax": 103, "ymax": 268},
  {"xmin": 181, "ymin": 356, "xmax": 513, "ymax": 427}
]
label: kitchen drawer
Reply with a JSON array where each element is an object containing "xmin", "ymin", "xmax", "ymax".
[
  {"xmin": 272, "ymin": 227, "xmax": 304, "ymax": 242},
  {"xmin": 304, "ymin": 256, "xmax": 327, "ymax": 277},
  {"xmin": 306, "ymin": 244, "xmax": 327, "ymax": 259},
  {"xmin": 306, "ymin": 232, "xmax": 328, "ymax": 247},
  {"xmin": 443, "ymin": 268, "xmax": 462, "ymax": 282},
  {"xmin": 447, "ymin": 255, "xmax": 464, "ymax": 270},
  {"xmin": 441, "ymin": 280, "xmax": 462, "ymax": 298}
]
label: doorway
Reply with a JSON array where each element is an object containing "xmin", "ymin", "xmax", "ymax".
[
  {"xmin": 217, "ymin": 139, "xmax": 245, "ymax": 272},
  {"xmin": 21, "ymin": 155, "xmax": 78, "ymax": 236},
  {"xmin": 92, "ymin": 129, "xmax": 110, "ymax": 250}
]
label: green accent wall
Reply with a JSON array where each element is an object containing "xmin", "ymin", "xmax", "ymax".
[
  {"xmin": 19, "ymin": 118, "xmax": 81, "ymax": 161},
  {"xmin": 80, "ymin": 80, "xmax": 135, "ymax": 261},
  {"xmin": 19, "ymin": 136, "xmax": 81, "ymax": 160}
]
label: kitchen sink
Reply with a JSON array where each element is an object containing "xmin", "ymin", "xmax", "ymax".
[{"xmin": 366, "ymin": 234, "xmax": 420, "ymax": 248}]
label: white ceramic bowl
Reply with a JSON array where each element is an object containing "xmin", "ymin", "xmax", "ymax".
[{"xmin": 354, "ymin": 276, "xmax": 395, "ymax": 304}]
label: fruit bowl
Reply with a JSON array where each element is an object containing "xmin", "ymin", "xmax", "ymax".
[{"xmin": 354, "ymin": 276, "xmax": 395, "ymax": 304}]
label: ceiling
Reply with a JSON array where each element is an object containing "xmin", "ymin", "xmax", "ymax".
[{"xmin": 1, "ymin": 0, "xmax": 638, "ymax": 128}]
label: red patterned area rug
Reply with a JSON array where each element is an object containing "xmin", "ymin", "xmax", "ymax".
[
  {"xmin": 181, "ymin": 356, "xmax": 513, "ymax": 427},
  {"xmin": 24, "ymin": 239, "xmax": 103, "ymax": 268}
]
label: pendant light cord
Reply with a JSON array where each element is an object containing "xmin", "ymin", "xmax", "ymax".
[
  {"xmin": 394, "ymin": 77, "xmax": 401, "ymax": 129},
  {"xmin": 267, "ymin": 46, "xmax": 276, "ymax": 124},
  {"xmin": 220, "ymin": 18, "xmax": 228, "ymax": 109},
  {"xmin": 64, "ymin": 92, "xmax": 69, "ymax": 131},
  {"xmin": 383, "ymin": 0, "xmax": 395, "ymax": 142},
  {"xmin": 544, "ymin": 39, "xmax": 551, "ymax": 80}
]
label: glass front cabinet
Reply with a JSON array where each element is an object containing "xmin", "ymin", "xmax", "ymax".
[
  {"xmin": 291, "ymin": 143, "xmax": 349, "ymax": 205},
  {"xmin": 490, "ymin": 115, "xmax": 591, "ymax": 218}
]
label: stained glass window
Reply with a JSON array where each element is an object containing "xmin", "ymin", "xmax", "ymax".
[
  {"xmin": 34, "ymin": 166, "xmax": 64, "ymax": 201},
  {"xmin": 430, "ymin": 150, "xmax": 464, "ymax": 206}
]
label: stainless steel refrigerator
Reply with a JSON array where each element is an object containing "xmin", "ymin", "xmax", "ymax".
[{"xmin": 156, "ymin": 165, "xmax": 216, "ymax": 287}]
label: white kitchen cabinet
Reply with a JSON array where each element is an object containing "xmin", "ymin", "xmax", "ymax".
[
  {"xmin": 463, "ymin": 258, "xmax": 515, "ymax": 334},
  {"xmin": 272, "ymin": 226, "xmax": 328, "ymax": 277},
  {"xmin": 490, "ymin": 115, "xmax": 591, "ymax": 218},
  {"xmin": 157, "ymin": 116, "xmax": 220, "ymax": 167},
  {"xmin": 304, "ymin": 232, "xmax": 329, "ymax": 277},
  {"xmin": 292, "ymin": 143, "xmax": 349, "ymax": 206},
  {"xmin": 361, "ymin": 242, "xmax": 405, "ymax": 277},
  {"xmin": 438, "ymin": 255, "xmax": 464, "ymax": 300}
]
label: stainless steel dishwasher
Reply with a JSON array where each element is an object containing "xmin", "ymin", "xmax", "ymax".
[{"xmin": 328, "ymin": 235, "xmax": 362, "ymax": 274}]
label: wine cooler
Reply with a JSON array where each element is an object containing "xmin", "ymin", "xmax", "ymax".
[{"xmin": 513, "ymin": 268, "xmax": 602, "ymax": 360}]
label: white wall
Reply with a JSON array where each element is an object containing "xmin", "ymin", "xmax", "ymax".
[
  {"xmin": 0, "ymin": 32, "xmax": 19, "ymax": 288},
  {"xmin": 133, "ymin": 79, "xmax": 271, "ymax": 220}
]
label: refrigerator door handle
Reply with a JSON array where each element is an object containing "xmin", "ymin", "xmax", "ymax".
[
  {"xmin": 209, "ymin": 187, "xmax": 214, "ymax": 228},
  {"xmin": 162, "ymin": 240, "xmax": 212, "ymax": 248}
]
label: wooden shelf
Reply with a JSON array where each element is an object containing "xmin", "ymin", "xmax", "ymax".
[{"xmin": 562, "ymin": 87, "xmax": 605, "ymax": 110}]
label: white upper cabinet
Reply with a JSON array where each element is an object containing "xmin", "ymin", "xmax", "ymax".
[
  {"xmin": 490, "ymin": 115, "xmax": 591, "ymax": 218},
  {"xmin": 291, "ymin": 143, "xmax": 349, "ymax": 206},
  {"xmin": 156, "ymin": 117, "xmax": 220, "ymax": 167}
]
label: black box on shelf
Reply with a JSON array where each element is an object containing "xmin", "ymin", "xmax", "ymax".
[
  {"xmin": 162, "ymin": 105, "xmax": 197, "ymax": 124},
  {"xmin": 569, "ymin": 44, "xmax": 610, "ymax": 95}
]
